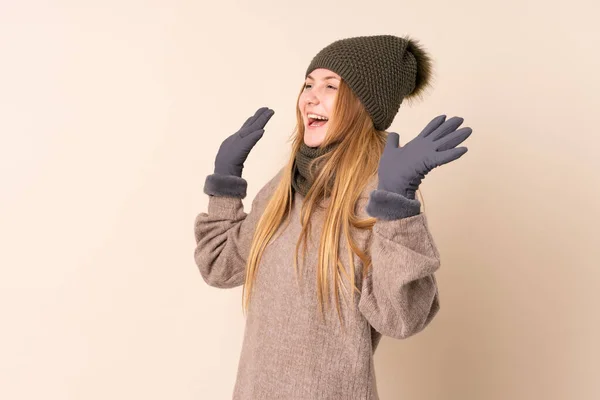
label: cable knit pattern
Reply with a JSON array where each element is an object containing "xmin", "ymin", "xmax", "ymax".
[{"xmin": 193, "ymin": 167, "xmax": 441, "ymax": 399}]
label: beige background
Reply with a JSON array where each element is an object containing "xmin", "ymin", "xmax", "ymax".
[{"xmin": 1, "ymin": 0, "xmax": 598, "ymax": 399}]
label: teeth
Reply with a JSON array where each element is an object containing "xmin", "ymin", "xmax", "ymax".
[{"xmin": 307, "ymin": 113, "xmax": 328, "ymax": 120}]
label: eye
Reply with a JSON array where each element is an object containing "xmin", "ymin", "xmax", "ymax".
[{"xmin": 303, "ymin": 83, "xmax": 337, "ymax": 90}]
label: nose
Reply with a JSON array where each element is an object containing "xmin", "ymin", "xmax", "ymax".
[{"xmin": 306, "ymin": 94, "xmax": 319, "ymax": 105}]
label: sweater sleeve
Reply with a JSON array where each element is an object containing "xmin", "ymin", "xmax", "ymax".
[
  {"xmin": 193, "ymin": 170, "xmax": 281, "ymax": 289},
  {"xmin": 358, "ymin": 189, "xmax": 441, "ymax": 339}
]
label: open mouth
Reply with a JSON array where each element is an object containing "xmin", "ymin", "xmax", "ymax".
[{"xmin": 307, "ymin": 114, "xmax": 329, "ymax": 128}]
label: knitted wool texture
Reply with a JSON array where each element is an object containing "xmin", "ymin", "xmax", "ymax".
[
  {"xmin": 291, "ymin": 141, "xmax": 338, "ymax": 197},
  {"xmin": 305, "ymin": 34, "xmax": 420, "ymax": 131}
]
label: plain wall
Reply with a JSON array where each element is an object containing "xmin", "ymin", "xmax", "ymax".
[{"xmin": 1, "ymin": 0, "xmax": 598, "ymax": 399}]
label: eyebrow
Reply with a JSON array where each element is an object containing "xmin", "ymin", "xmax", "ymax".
[{"xmin": 306, "ymin": 74, "xmax": 340, "ymax": 81}]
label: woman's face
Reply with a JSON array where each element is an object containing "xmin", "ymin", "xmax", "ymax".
[{"xmin": 298, "ymin": 68, "xmax": 340, "ymax": 147}]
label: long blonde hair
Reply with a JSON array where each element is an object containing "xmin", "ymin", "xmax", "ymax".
[{"xmin": 242, "ymin": 64, "xmax": 432, "ymax": 327}]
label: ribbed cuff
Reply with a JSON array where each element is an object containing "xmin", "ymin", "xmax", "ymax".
[
  {"xmin": 203, "ymin": 173, "xmax": 248, "ymax": 199},
  {"xmin": 365, "ymin": 189, "xmax": 421, "ymax": 220}
]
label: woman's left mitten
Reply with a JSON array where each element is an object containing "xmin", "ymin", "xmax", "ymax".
[{"xmin": 377, "ymin": 115, "xmax": 472, "ymax": 199}]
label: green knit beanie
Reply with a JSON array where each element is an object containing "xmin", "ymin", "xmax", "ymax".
[{"xmin": 305, "ymin": 34, "xmax": 433, "ymax": 131}]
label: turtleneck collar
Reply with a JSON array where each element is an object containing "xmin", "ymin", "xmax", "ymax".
[{"xmin": 291, "ymin": 141, "xmax": 338, "ymax": 197}]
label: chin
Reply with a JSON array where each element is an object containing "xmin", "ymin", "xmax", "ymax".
[
  {"xmin": 304, "ymin": 137, "xmax": 324, "ymax": 148},
  {"xmin": 305, "ymin": 127, "xmax": 328, "ymax": 145}
]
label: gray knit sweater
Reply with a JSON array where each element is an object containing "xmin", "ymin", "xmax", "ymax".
[{"xmin": 193, "ymin": 168, "xmax": 441, "ymax": 399}]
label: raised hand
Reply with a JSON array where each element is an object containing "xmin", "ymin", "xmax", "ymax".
[
  {"xmin": 377, "ymin": 115, "xmax": 472, "ymax": 199},
  {"xmin": 214, "ymin": 107, "xmax": 275, "ymax": 177}
]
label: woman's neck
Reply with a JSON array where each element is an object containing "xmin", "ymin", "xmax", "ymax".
[{"xmin": 291, "ymin": 141, "xmax": 338, "ymax": 197}]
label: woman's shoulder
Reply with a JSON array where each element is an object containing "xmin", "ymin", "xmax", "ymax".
[
  {"xmin": 354, "ymin": 173, "xmax": 379, "ymax": 217},
  {"xmin": 253, "ymin": 166, "xmax": 286, "ymax": 204},
  {"xmin": 359, "ymin": 173, "xmax": 379, "ymax": 200}
]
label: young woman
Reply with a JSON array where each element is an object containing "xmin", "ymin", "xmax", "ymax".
[{"xmin": 194, "ymin": 34, "xmax": 473, "ymax": 399}]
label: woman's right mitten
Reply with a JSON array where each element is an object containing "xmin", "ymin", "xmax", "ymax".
[
  {"xmin": 204, "ymin": 107, "xmax": 275, "ymax": 199},
  {"xmin": 214, "ymin": 106, "xmax": 275, "ymax": 177}
]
